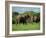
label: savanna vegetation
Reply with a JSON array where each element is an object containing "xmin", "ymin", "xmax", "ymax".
[{"xmin": 12, "ymin": 11, "xmax": 40, "ymax": 31}]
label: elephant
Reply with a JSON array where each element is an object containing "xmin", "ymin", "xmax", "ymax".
[
  {"xmin": 16, "ymin": 14, "xmax": 30, "ymax": 24},
  {"xmin": 36, "ymin": 16, "xmax": 40, "ymax": 22},
  {"xmin": 26, "ymin": 15, "xmax": 33, "ymax": 23},
  {"xmin": 33, "ymin": 16, "xmax": 40, "ymax": 23},
  {"xmin": 16, "ymin": 14, "xmax": 40, "ymax": 24}
]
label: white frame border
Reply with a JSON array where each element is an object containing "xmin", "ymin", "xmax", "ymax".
[{"xmin": 9, "ymin": 4, "xmax": 43, "ymax": 34}]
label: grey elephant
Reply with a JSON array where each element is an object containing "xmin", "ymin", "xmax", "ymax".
[
  {"xmin": 16, "ymin": 14, "xmax": 30, "ymax": 24},
  {"xmin": 33, "ymin": 16, "xmax": 40, "ymax": 23}
]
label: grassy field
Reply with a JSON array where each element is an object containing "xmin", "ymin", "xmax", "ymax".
[{"xmin": 12, "ymin": 22, "xmax": 40, "ymax": 31}]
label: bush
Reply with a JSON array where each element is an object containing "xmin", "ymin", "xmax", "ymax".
[
  {"xmin": 12, "ymin": 19, "xmax": 15, "ymax": 24},
  {"xmin": 12, "ymin": 17, "xmax": 16, "ymax": 24}
]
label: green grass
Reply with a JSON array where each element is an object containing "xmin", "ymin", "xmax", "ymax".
[{"xmin": 12, "ymin": 22, "xmax": 40, "ymax": 31}]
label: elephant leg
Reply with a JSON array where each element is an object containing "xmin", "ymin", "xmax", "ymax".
[{"xmin": 16, "ymin": 19, "xmax": 20, "ymax": 25}]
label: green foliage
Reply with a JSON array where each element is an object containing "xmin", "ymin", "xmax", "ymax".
[
  {"xmin": 12, "ymin": 12, "xmax": 19, "ymax": 17},
  {"xmin": 33, "ymin": 12, "xmax": 40, "ymax": 16},
  {"xmin": 12, "ymin": 12, "xmax": 19, "ymax": 24},
  {"xmin": 12, "ymin": 16, "xmax": 16, "ymax": 24},
  {"xmin": 12, "ymin": 19, "xmax": 15, "ymax": 24},
  {"xmin": 12, "ymin": 18, "xmax": 15, "ymax": 24},
  {"xmin": 23, "ymin": 11, "xmax": 34, "ymax": 15},
  {"xmin": 23, "ymin": 11, "xmax": 40, "ymax": 16},
  {"xmin": 12, "ymin": 22, "xmax": 40, "ymax": 31}
]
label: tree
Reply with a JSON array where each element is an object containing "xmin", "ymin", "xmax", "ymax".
[{"xmin": 12, "ymin": 12, "xmax": 19, "ymax": 17}]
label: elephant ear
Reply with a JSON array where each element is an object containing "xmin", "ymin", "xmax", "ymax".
[
  {"xmin": 27, "ymin": 15, "xmax": 30, "ymax": 18},
  {"xmin": 16, "ymin": 15, "xmax": 20, "ymax": 20},
  {"xmin": 24, "ymin": 15, "xmax": 29, "ymax": 19}
]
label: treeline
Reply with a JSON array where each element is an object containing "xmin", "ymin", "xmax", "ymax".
[
  {"xmin": 23, "ymin": 11, "xmax": 40, "ymax": 16},
  {"xmin": 12, "ymin": 11, "xmax": 40, "ymax": 16}
]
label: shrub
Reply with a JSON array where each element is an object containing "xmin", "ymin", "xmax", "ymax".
[{"xmin": 12, "ymin": 17, "xmax": 16, "ymax": 24}]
